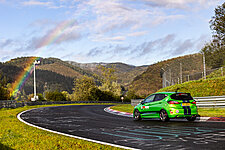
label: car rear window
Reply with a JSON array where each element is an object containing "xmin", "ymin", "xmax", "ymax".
[{"xmin": 170, "ymin": 93, "xmax": 193, "ymax": 100}]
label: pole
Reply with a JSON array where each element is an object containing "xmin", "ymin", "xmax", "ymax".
[
  {"xmin": 221, "ymin": 67, "xmax": 223, "ymax": 76},
  {"xmin": 203, "ymin": 53, "xmax": 206, "ymax": 79},
  {"xmin": 32, "ymin": 60, "xmax": 40, "ymax": 101},
  {"xmin": 169, "ymin": 69, "xmax": 171, "ymax": 86},
  {"xmin": 180, "ymin": 63, "xmax": 182, "ymax": 84},
  {"xmin": 34, "ymin": 62, "xmax": 36, "ymax": 99}
]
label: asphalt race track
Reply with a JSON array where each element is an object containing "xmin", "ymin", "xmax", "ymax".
[{"xmin": 19, "ymin": 105, "xmax": 225, "ymax": 150}]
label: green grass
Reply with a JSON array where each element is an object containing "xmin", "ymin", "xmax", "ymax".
[
  {"xmin": 0, "ymin": 103, "xmax": 123, "ymax": 150},
  {"xmin": 157, "ymin": 76, "xmax": 225, "ymax": 97},
  {"xmin": 111, "ymin": 104, "xmax": 225, "ymax": 117}
]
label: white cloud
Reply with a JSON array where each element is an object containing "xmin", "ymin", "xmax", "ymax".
[
  {"xmin": 22, "ymin": 0, "xmax": 52, "ymax": 7},
  {"xmin": 128, "ymin": 31, "xmax": 148, "ymax": 37},
  {"xmin": 139, "ymin": 0, "xmax": 221, "ymax": 9}
]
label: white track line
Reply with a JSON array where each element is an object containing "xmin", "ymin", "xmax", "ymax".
[{"xmin": 17, "ymin": 107, "xmax": 140, "ymax": 150}]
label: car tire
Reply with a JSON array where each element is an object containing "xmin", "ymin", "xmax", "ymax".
[
  {"xmin": 133, "ymin": 109, "xmax": 142, "ymax": 121},
  {"xmin": 160, "ymin": 109, "xmax": 170, "ymax": 122},
  {"xmin": 186, "ymin": 116, "xmax": 196, "ymax": 121}
]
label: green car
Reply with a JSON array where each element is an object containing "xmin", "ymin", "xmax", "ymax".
[{"xmin": 133, "ymin": 92, "xmax": 198, "ymax": 122}]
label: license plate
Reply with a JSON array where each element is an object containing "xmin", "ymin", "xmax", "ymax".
[{"xmin": 182, "ymin": 103, "xmax": 191, "ymax": 106}]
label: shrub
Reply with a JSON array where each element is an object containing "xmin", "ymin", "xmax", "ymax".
[{"xmin": 45, "ymin": 91, "xmax": 67, "ymax": 101}]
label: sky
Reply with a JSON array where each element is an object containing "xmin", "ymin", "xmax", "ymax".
[{"xmin": 0, "ymin": 0, "xmax": 224, "ymax": 66}]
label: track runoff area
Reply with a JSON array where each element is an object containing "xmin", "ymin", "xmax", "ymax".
[{"xmin": 18, "ymin": 105, "xmax": 225, "ymax": 150}]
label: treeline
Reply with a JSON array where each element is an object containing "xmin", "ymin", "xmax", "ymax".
[{"xmin": 27, "ymin": 66, "xmax": 140, "ymax": 102}]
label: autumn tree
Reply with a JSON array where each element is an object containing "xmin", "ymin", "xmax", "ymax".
[
  {"xmin": 97, "ymin": 65, "xmax": 121, "ymax": 96},
  {"xmin": 72, "ymin": 75, "xmax": 96, "ymax": 101}
]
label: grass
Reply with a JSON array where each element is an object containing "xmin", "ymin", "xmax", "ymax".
[
  {"xmin": 0, "ymin": 103, "xmax": 123, "ymax": 150},
  {"xmin": 157, "ymin": 76, "xmax": 225, "ymax": 97},
  {"xmin": 111, "ymin": 104, "xmax": 225, "ymax": 117}
]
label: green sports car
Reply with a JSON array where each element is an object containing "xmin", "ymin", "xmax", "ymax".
[{"xmin": 133, "ymin": 92, "xmax": 199, "ymax": 122}]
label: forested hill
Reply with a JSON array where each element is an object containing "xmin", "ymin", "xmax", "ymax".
[
  {"xmin": 130, "ymin": 53, "xmax": 204, "ymax": 97},
  {"xmin": 67, "ymin": 61, "xmax": 148, "ymax": 86},
  {"xmin": 7, "ymin": 57, "xmax": 93, "ymax": 78},
  {"xmin": 0, "ymin": 54, "xmax": 206, "ymax": 97},
  {"xmin": 1, "ymin": 57, "xmax": 95, "ymax": 95}
]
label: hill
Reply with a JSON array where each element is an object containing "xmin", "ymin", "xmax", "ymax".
[
  {"xmin": 157, "ymin": 76, "xmax": 225, "ymax": 97},
  {"xmin": 130, "ymin": 53, "xmax": 205, "ymax": 97},
  {"xmin": 67, "ymin": 61, "xmax": 148, "ymax": 86},
  {"xmin": 1, "ymin": 57, "xmax": 96, "ymax": 96}
]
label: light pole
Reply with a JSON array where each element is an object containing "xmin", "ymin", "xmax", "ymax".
[
  {"xmin": 31, "ymin": 60, "xmax": 40, "ymax": 101},
  {"xmin": 203, "ymin": 53, "xmax": 206, "ymax": 79}
]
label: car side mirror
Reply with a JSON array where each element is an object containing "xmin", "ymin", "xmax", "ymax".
[{"xmin": 141, "ymin": 101, "xmax": 145, "ymax": 105}]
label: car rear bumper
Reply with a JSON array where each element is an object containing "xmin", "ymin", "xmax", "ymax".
[{"xmin": 167, "ymin": 107, "xmax": 198, "ymax": 118}]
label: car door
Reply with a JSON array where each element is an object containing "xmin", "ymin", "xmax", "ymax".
[
  {"xmin": 140, "ymin": 94, "xmax": 155, "ymax": 114},
  {"xmin": 149, "ymin": 94, "xmax": 167, "ymax": 113}
]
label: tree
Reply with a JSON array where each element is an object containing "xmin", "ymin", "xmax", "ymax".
[
  {"xmin": 210, "ymin": 2, "xmax": 225, "ymax": 46},
  {"xmin": 0, "ymin": 73, "xmax": 10, "ymax": 100},
  {"xmin": 97, "ymin": 65, "xmax": 121, "ymax": 96},
  {"xmin": 72, "ymin": 75, "xmax": 96, "ymax": 101},
  {"xmin": 201, "ymin": 2, "xmax": 225, "ymax": 68},
  {"xmin": 45, "ymin": 91, "xmax": 66, "ymax": 101}
]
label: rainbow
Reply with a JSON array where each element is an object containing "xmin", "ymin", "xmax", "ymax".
[
  {"xmin": 11, "ymin": 57, "xmax": 41, "ymax": 98},
  {"xmin": 11, "ymin": 19, "xmax": 76, "ymax": 98},
  {"xmin": 36, "ymin": 19, "xmax": 77, "ymax": 49}
]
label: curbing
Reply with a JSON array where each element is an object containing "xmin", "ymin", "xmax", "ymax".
[
  {"xmin": 104, "ymin": 106, "xmax": 225, "ymax": 122},
  {"xmin": 17, "ymin": 107, "xmax": 140, "ymax": 150}
]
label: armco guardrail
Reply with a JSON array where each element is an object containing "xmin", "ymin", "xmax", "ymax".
[
  {"xmin": 194, "ymin": 96, "xmax": 225, "ymax": 107},
  {"xmin": 0, "ymin": 100, "xmax": 129, "ymax": 109},
  {"xmin": 131, "ymin": 95, "xmax": 225, "ymax": 107}
]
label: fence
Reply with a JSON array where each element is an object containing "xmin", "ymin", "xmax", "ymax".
[
  {"xmin": 162, "ymin": 66, "xmax": 224, "ymax": 88},
  {"xmin": 131, "ymin": 95, "xmax": 225, "ymax": 108},
  {"xmin": 0, "ymin": 100, "xmax": 128, "ymax": 109},
  {"xmin": 194, "ymin": 96, "xmax": 225, "ymax": 107}
]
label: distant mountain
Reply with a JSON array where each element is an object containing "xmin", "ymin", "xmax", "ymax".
[
  {"xmin": 130, "ymin": 53, "xmax": 204, "ymax": 97},
  {"xmin": 67, "ymin": 61, "xmax": 148, "ymax": 86}
]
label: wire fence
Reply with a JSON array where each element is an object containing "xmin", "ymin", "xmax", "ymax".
[{"xmin": 162, "ymin": 66, "xmax": 224, "ymax": 88}]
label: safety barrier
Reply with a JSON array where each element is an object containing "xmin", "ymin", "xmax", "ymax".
[
  {"xmin": 194, "ymin": 96, "xmax": 225, "ymax": 107},
  {"xmin": 131, "ymin": 95, "xmax": 225, "ymax": 108},
  {"xmin": 0, "ymin": 100, "xmax": 129, "ymax": 109}
]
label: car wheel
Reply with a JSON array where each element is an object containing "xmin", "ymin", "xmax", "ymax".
[
  {"xmin": 133, "ymin": 109, "xmax": 141, "ymax": 121},
  {"xmin": 160, "ymin": 109, "xmax": 170, "ymax": 122},
  {"xmin": 186, "ymin": 116, "xmax": 196, "ymax": 121}
]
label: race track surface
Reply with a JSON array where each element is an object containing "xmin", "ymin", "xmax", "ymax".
[{"xmin": 19, "ymin": 105, "xmax": 225, "ymax": 150}]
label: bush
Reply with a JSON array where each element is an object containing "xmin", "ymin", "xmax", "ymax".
[
  {"xmin": 45, "ymin": 91, "xmax": 67, "ymax": 101},
  {"xmin": 0, "ymin": 86, "xmax": 10, "ymax": 100}
]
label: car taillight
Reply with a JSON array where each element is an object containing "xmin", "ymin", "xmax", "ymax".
[
  {"xmin": 168, "ymin": 101, "xmax": 180, "ymax": 104},
  {"xmin": 192, "ymin": 101, "xmax": 196, "ymax": 104}
]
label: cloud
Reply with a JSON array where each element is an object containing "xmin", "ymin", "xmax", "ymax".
[
  {"xmin": 128, "ymin": 31, "xmax": 148, "ymax": 37},
  {"xmin": 171, "ymin": 39, "xmax": 195, "ymax": 55},
  {"xmin": 79, "ymin": 34, "xmax": 207, "ymax": 65},
  {"xmin": 0, "ymin": 39, "xmax": 13, "ymax": 48},
  {"xmin": 73, "ymin": 0, "xmax": 186, "ymax": 43},
  {"xmin": 139, "ymin": 0, "xmax": 221, "ymax": 9},
  {"xmin": 28, "ymin": 20, "xmax": 82, "ymax": 49},
  {"xmin": 21, "ymin": 0, "xmax": 52, "ymax": 7}
]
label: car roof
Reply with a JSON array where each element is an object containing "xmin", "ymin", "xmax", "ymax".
[{"xmin": 154, "ymin": 92, "xmax": 188, "ymax": 95}]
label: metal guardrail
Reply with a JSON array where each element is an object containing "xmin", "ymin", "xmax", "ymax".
[
  {"xmin": 131, "ymin": 95, "xmax": 225, "ymax": 107},
  {"xmin": 0, "ymin": 100, "xmax": 129, "ymax": 109},
  {"xmin": 194, "ymin": 96, "xmax": 225, "ymax": 107}
]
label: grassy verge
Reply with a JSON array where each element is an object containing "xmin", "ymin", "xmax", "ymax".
[
  {"xmin": 0, "ymin": 103, "xmax": 122, "ymax": 150},
  {"xmin": 111, "ymin": 104, "xmax": 225, "ymax": 117},
  {"xmin": 157, "ymin": 76, "xmax": 225, "ymax": 97}
]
